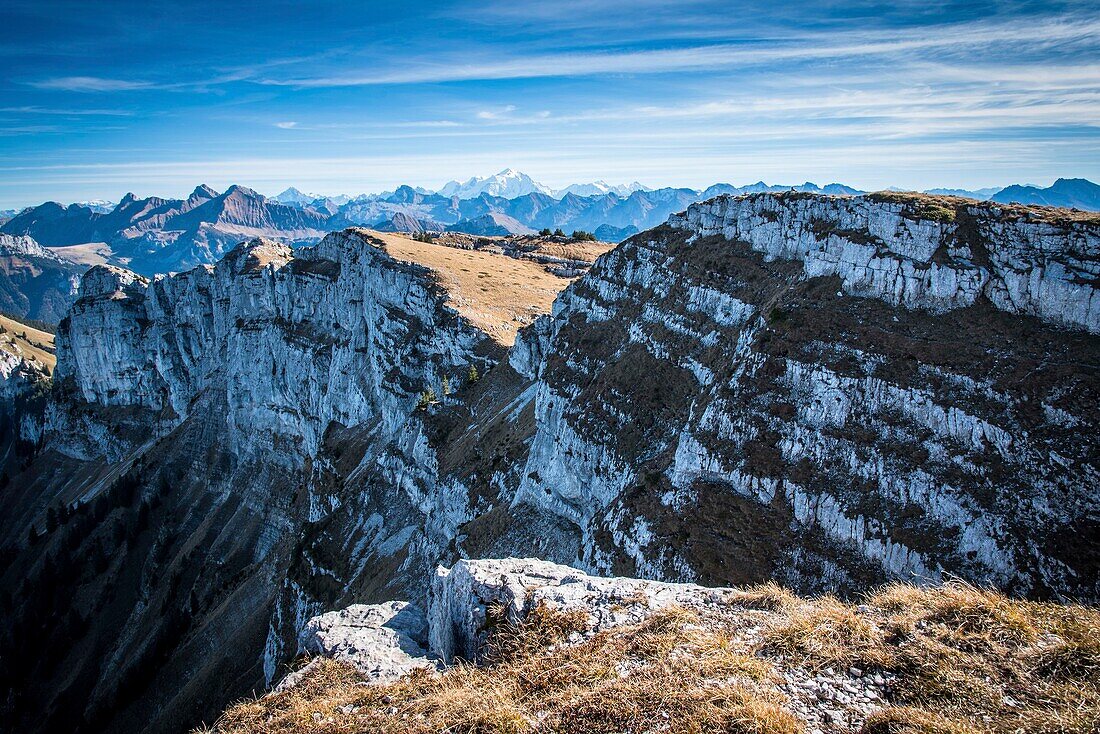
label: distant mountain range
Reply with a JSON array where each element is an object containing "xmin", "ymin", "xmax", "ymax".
[
  {"xmin": 2, "ymin": 184, "xmax": 330, "ymax": 274},
  {"xmin": 3, "ymin": 174, "xmax": 1096, "ymax": 277},
  {"xmin": 989, "ymin": 178, "xmax": 1100, "ymax": 210}
]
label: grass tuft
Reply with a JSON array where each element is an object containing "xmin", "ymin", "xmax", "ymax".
[
  {"xmin": 860, "ymin": 706, "xmax": 981, "ymax": 734},
  {"xmin": 763, "ymin": 596, "xmax": 887, "ymax": 668},
  {"xmin": 726, "ymin": 582, "xmax": 801, "ymax": 611}
]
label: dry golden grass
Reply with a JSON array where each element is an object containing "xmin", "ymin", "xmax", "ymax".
[
  {"xmin": 860, "ymin": 706, "xmax": 981, "ymax": 734},
  {"xmin": 207, "ymin": 603, "xmax": 800, "ymax": 734},
  {"xmin": 363, "ymin": 230, "xmax": 584, "ymax": 346},
  {"xmin": 205, "ymin": 583, "xmax": 1100, "ymax": 734},
  {"xmin": 763, "ymin": 580, "xmax": 1100, "ymax": 734},
  {"xmin": 865, "ymin": 190, "xmax": 1100, "ymax": 226},
  {"xmin": 0, "ymin": 313, "xmax": 56, "ymax": 372},
  {"xmin": 725, "ymin": 581, "xmax": 801, "ymax": 612}
]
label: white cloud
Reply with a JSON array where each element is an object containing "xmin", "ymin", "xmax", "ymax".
[
  {"xmin": 256, "ymin": 16, "xmax": 1100, "ymax": 87},
  {"xmin": 274, "ymin": 121, "xmax": 298, "ymax": 129},
  {"xmin": 0, "ymin": 106, "xmax": 133, "ymax": 116},
  {"xmin": 476, "ymin": 105, "xmax": 518, "ymax": 119},
  {"xmin": 29, "ymin": 76, "xmax": 156, "ymax": 92}
]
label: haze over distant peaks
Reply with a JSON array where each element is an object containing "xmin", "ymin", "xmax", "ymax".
[
  {"xmin": 923, "ymin": 187, "xmax": 1002, "ymax": 200},
  {"xmin": 272, "ymin": 187, "xmax": 322, "ymax": 207},
  {"xmin": 556, "ymin": 180, "xmax": 651, "ymax": 198},
  {"xmin": 5, "ymin": 174, "xmax": 1098, "ymax": 278},
  {"xmin": 990, "ymin": 178, "xmax": 1100, "ymax": 210}
]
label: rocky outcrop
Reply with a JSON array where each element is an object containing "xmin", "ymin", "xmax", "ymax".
[
  {"xmin": 229, "ymin": 557, "xmax": 1094, "ymax": 734},
  {"xmin": 277, "ymin": 557, "xmax": 728, "ymax": 683},
  {"xmin": 0, "ymin": 233, "xmax": 60, "ymax": 260},
  {"xmin": 55, "ymin": 230, "xmax": 491, "ymax": 459},
  {"xmin": 427, "ymin": 557, "xmax": 725, "ymax": 664},
  {"xmin": 278, "ymin": 601, "xmax": 435, "ymax": 689},
  {"xmin": 0, "ymin": 349, "xmax": 48, "ymax": 403}
]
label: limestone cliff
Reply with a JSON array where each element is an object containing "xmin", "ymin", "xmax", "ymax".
[
  {"xmin": 2, "ymin": 195, "xmax": 1097, "ymax": 734},
  {"xmin": 511, "ymin": 193, "xmax": 1099, "ymax": 598}
]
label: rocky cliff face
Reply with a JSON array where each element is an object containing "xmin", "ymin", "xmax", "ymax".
[
  {"xmin": 0, "ymin": 233, "xmax": 84, "ymax": 322},
  {"xmin": 511, "ymin": 193, "xmax": 1098, "ymax": 598},
  {"xmin": 2, "ymin": 194, "xmax": 1097, "ymax": 734}
]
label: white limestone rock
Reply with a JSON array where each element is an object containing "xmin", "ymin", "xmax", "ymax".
[
  {"xmin": 669, "ymin": 193, "xmax": 1100, "ymax": 333},
  {"xmin": 428, "ymin": 557, "xmax": 726, "ymax": 663},
  {"xmin": 0, "ymin": 349, "xmax": 48, "ymax": 402},
  {"xmin": 283, "ymin": 601, "xmax": 436, "ymax": 687},
  {"xmin": 0, "ymin": 233, "xmax": 60, "ymax": 261}
]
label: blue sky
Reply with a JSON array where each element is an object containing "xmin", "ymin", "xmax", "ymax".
[{"xmin": 1, "ymin": 0, "xmax": 1098, "ymax": 208}]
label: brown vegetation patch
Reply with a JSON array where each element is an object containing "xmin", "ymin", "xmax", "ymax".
[
  {"xmin": 206, "ymin": 603, "xmax": 799, "ymax": 734},
  {"xmin": 764, "ymin": 581, "xmax": 1100, "ymax": 733},
  {"xmin": 0, "ymin": 313, "xmax": 56, "ymax": 372},
  {"xmin": 206, "ymin": 582, "xmax": 1100, "ymax": 734},
  {"xmin": 363, "ymin": 230, "xmax": 582, "ymax": 345}
]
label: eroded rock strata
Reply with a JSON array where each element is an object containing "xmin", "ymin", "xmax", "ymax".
[{"xmin": 2, "ymin": 194, "xmax": 1097, "ymax": 734}]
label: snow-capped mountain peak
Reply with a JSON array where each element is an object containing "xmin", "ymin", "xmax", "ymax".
[
  {"xmin": 554, "ymin": 180, "xmax": 651, "ymax": 198},
  {"xmin": 436, "ymin": 169, "xmax": 553, "ymax": 199},
  {"xmin": 273, "ymin": 187, "xmax": 323, "ymax": 207}
]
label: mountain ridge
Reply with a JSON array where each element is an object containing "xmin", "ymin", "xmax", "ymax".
[{"xmin": 6, "ymin": 177, "xmax": 1098, "ymax": 277}]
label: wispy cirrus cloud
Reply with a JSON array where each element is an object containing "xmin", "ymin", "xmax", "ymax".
[
  {"xmin": 1, "ymin": 0, "xmax": 1097, "ymax": 206},
  {"xmin": 0, "ymin": 105, "xmax": 133, "ymax": 116},
  {"xmin": 28, "ymin": 76, "xmax": 156, "ymax": 92},
  {"xmin": 255, "ymin": 16, "xmax": 1100, "ymax": 87}
]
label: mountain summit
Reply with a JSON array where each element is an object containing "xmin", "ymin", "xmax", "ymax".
[{"xmin": 437, "ymin": 169, "xmax": 554, "ymax": 199}]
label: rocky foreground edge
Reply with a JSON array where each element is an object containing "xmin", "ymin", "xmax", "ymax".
[
  {"xmin": 275, "ymin": 558, "xmax": 893, "ymax": 731},
  {"xmin": 284, "ymin": 557, "xmax": 733, "ymax": 685}
]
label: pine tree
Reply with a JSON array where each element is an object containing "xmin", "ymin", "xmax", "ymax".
[
  {"xmin": 416, "ymin": 388, "xmax": 437, "ymax": 411},
  {"xmin": 467, "ymin": 365, "xmax": 480, "ymax": 384}
]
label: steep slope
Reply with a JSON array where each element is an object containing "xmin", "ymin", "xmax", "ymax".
[
  {"xmin": 0, "ymin": 313, "xmax": 55, "ymax": 374},
  {"xmin": 374, "ymin": 212, "xmax": 444, "ymax": 233},
  {"xmin": 1, "ymin": 202, "xmax": 102, "ymax": 245},
  {"xmin": 507, "ymin": 191, "xmax": 1098, "ymax": 597},
  {"xmin": 0, "ymin": 312, "xmax": 53, "ymax": 509},
  {"xmin": 115, "ymin": 185, "xmax": 330, "ymax": 273},
  {"xmin": 0, "ymin": 234, "xmax": 85, "ymax": 322},
  {"xmin": 2, "ymin": 193, "xmax": 1097, "ymax": 734},
  {"xmin": 0, "ymin": 227, "xmax": 589, "ymax": 734}
]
